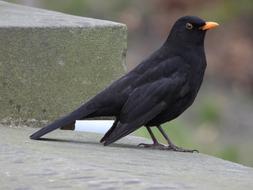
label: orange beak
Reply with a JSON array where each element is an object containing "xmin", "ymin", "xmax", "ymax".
[{"xmin": 200, "ymin": 22, "xmax": 219, "ymax": 30}]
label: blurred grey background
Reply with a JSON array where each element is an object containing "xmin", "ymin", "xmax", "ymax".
[{"xmin": 4, "ymin": 0, "xmax": 253, "ymax": 166}]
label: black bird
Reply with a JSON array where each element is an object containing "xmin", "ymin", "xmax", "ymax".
[{"xmin": 30, "ymin": 16, "xmax": 218, "ymax": 152}]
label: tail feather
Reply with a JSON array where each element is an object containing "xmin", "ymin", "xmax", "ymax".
[
  {"xmin": 103, "ymin": 122, "xmax": 138, "ymax": 146},
  {"xmin": 30, "ymin": 115, "xmax": 75, "ymax": 140},
  {"xmin": 30, "ymin": 103, "xmax": 94, "ymax": 140},
  {"xmin": 100, "ymin": 118, "xmax": 118, "ymax": 143}
]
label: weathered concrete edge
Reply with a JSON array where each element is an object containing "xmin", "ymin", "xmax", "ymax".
[
  {"xmin": 0, "ymin": 1, "xmax": 126, "ymax": 28},
  {"xmin": 0, "ymin": 23, "xmax": 127, "ymax": 31}
]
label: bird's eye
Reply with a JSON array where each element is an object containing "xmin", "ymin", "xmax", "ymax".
[{"xmin": 186, "ymin": 23, "xmax": 193, "ymax": 30}]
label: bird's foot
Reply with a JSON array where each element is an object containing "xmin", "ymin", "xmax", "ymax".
[
  {"xmin": 138, "ymin": 143, "xmax": 168, "ymax": 150},
  {"xmin": 167, "ymin": 144, "xmax": 198, "ymax": 153}
]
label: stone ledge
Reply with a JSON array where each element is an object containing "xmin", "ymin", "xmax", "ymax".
[
  {"xmin": 0, "ymin": 1, "xmax": 123, "ymax": 28},
  {"xmin": 0, "ymin": 1, "xmax": 127, "ymax": 124},
  {"xmin": 1, "ymin": 125, "xmax": 253, "ymax": 190}
]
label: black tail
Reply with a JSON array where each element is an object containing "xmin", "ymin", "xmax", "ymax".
[
  {"xmin": 100, "ymin": 118, "xmax": 118, "ymax": 143},
  {"xmin": 30, "ymin": 103, "xmax": 95, "ymax": 140},
  {"xmin": 103, "ymin": 123, "xmax": 137, "ymax": 146}
]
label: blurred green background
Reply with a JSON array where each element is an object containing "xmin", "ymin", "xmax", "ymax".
[{"xmin": 5, "ymin": 0, "xmax": 253, "ymax": 166}]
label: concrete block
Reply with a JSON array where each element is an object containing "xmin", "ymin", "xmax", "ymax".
[{"xmin": 0, "ymin": 1, "xmax": 127, "ymax": 125}]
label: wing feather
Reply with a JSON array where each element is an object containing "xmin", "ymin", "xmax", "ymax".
[{"xmin": 103, "ymin": 76, "xmax": 186, "ymax": 145}]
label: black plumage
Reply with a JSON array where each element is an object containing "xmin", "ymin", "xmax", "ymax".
[{"xmin": 30, "ymin": 16, "xmax": 218, "ymax": 152}]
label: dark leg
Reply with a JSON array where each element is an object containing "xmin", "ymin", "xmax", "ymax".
[
  {"xmin": 138, "ymin": 126, "xmax": 167, "ymax": 150},
  {"xmin": 157, "ymin": 125, "xmax": 198, "ymax": 153}
]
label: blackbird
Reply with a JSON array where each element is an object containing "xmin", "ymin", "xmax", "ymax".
[{"xmin": 30, "ymin": 16, "xmax": 218, "ymax": 152}]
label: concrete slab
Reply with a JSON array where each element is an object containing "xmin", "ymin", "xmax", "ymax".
[
  {"xmin": 0, "ymin": 1, "xmax": 127, "ymax": 126},
  {"xmin": 1, "ymin": 125, "xmax": 253, "ymax": 190}
]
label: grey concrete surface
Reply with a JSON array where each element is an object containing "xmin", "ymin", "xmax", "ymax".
[
  {"xmin": 1, "ymin": 125, "xmax": 253, "ymax": 190},
  {"xmin": 0, "ymin": 1, "xmax": 127, "ymax": 126}
]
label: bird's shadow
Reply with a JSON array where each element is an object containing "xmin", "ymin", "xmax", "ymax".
[
  {"xmin": 34, "ymin": 137, "xmax": 199, "ymax": 153},
  {"xmin": 35, "ymin": 137, "xmax": 145, "ymax": 150}
]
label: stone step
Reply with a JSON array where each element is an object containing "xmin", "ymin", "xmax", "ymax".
[
  {"xmin": 1, "ymin": 125, "xmax": 253, "ymax": 190},
  {"xmin": 0, "ymin": 1, "xmax": 127, "ymax": 126}
]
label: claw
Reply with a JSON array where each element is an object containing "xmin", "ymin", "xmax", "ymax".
[
  {"xmin": 137, "ymin": 143, "xmax": 148, "ymax": 147},
  {"xmin": 167, "ymin": 145, "xmax": 199, "ymax": 153},
  {"xmin": 137, "ymin": 143, "xmax": 168, "ymax": 150},
  {"xmin": 138, "ymin": 143, "xmax": 198, "ymax": 152}
]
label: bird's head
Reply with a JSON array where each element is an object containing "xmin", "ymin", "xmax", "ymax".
[{"xmin": 167, "ymin": 16, "xmax": 219, "ymax": 47}]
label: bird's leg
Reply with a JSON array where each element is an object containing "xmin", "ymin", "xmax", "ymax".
[
  {"xmin": 156, "ymin": 126, "xmax": 198, "ymax": 153},
  {"xmin": 138, "ymin": 126, "xmax": 167, "ymax": 150}
]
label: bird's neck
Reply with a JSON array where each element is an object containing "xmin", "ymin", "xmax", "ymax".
[
  {"xmin": 164, "ymin": 37, "xmax": 204, "ymax": 52},
  {"xmin": 162, "ymin": 39, "xmax": 207, "ymax": 71}
]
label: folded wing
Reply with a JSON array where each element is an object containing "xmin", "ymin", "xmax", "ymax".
[{"xmin": 103, "ymin": 74, "xmax": 186, "ymax": 145}]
